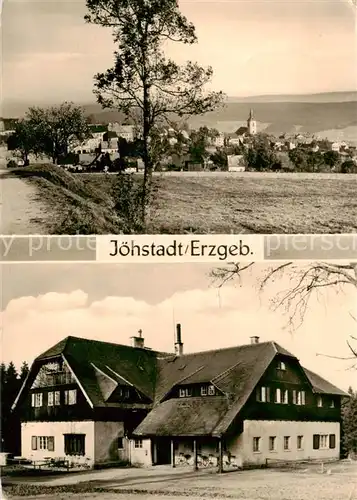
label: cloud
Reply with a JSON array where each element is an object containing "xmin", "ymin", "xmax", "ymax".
[{"xmin": 1, "ymin": 284, "xmax": 355, "ymax": 392}]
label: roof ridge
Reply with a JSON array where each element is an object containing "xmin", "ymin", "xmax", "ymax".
[
  {"xmin": 176, "ymin": 341, "xmax": 272, "ymax": 358},
  {"xmin": 65, "ymin": 335, "xmax": 169, "ymax": 356}
]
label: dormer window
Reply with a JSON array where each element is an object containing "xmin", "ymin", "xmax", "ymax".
[
  {"xmin": 277, "ymin": 361, "xmax": 286, "ymax": 371},
  {"xmin": 179, "ymin": 387, "xmax": 192, "ymax": 398},
  {"xmin": 208, "ymin": 385, "xmax": 215, "ymax": 396},
  {"xmin": 200, "ymin": 386, "xmax": 207, "ymax": 396},
  {"xmin": 317, "ymin": 396, "xmax": 323, "ymax": 407}
]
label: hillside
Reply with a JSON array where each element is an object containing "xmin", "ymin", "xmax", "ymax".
[
  {"xmin": 2, "ymin": 92, "xmax": 357, "ymax": 142},
  {"xmin": 226, "ymin": 91, "xmax": 357, "ymax": 103},
  {"xmin": 83, "ymin": 100, "xmax": 357, "ymax": 140}
]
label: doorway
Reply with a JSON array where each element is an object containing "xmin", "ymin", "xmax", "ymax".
[{"xmin": 155, "ymin": 438, "xmax": 172, "ymax": 465}]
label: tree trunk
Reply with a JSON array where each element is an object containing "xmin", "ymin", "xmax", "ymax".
[{"xmin": 141, "ymin": 82, "xmax": 152, "ymax": 230}]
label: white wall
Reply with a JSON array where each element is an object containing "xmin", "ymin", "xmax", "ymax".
[
  {"xmin": 130, "ymin": 438, "xmax": 152, "ymax": 466},
  {"xmin": 21, "ymin": 421, "xmax": 95, "ymax": 467},
  {"xmin": 228, "ymin": 420, "xmax": 340, "ymax": 467}
]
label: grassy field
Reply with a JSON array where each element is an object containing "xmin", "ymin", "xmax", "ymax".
[
  {"xmin": 10, "ymin": 166, "xmax": 357, "ymax": 234},
  {"xmin": 3, "ymin": 460, "xmax": 357, "ymax": 499},
  {"xmin": 146, "ymin": 172, "xmax": 357, "ymax": 233}
]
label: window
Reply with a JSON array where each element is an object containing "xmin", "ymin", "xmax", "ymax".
[
  {"xmin": 297, "ymin": 436, "xmax": 303, "ymax": 450},
  {"xmin": 329, "ymin": 434, "xmax": 336, "ymax": 449},
  {"xmin": 256, "ymin": 386, "xmax": 270, "ymax": 402},
  {"xmin": 317, "ymin": 396, "xmax": 323, "ymax": 407},
  {"xmin": 64, "ymin": 434, "xmax": 85, "ymax": 456},
  {"xmin": 278, "ymin": 361, "xmax": 286, "ymax": 371},
  {"xmin": 31, "ymin": 436, "xmax": 54, "ymax": 451},
  {"xmin": 269, "ymin": 436, "xmax": 276, "ymax": 451},
  {"xmin": 253, "ymin": 437, "xmax": 261, "ymax": 452},
  {"xmin": 275, "ymin": 388, "xmax": 281, "ymax": 403},
  {"xmin": 134, "ymin": 439, "xmax": 143, "ymax": 448},
  {"xmin": 31, "ymin": 393, "xmax": 43, "ymax": 407},
  {"xmin": 283, "ymin": 436, "xmax": 290, "ymax": 450},
  {"xmin": 298, "ymin": 391, "xmax": 305, "ymax": 405},
  {"xmin": 117, "ymin": 437, "xmax": 124, "ymax": 449},
  {"xmin": 47, "ymin": 391, "xmax": 60, "ymax": 406},
  {"xmin": 313, "ymin": 434, "xmax": 329, "ymax": 450},
  {"xmin": 294, "ymin": 390, "xmax": 305, "ymax": 405},
  {"xmin": 330, "ymin": 399, "xmax": 335, "ymax": 409},
  {"xmin": 208, "ymin": 385, "xmax": 215, "ymax": 396},
  {"xmin": 124, "ymin": 389, "xmax": 130, "ymax": 398},
  {"xmin": 282, "ymin": 389, "xmax": 288, "ymax": 404},
  {"xmin": 179, "ymin": 387, "xmax": 192, "ymax": 397},
  {"xmin": 320, "ymin": 435, "xmax": 328, "ymax": 449},
  {"xmin": 200, "ymin": 386, "xmax": 207, "ymax": 396},
  {"xmin": 64, "ymin": 389, "xmax": 77, "ymax": 405}
]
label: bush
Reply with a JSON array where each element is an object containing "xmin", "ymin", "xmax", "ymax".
[{"xmin": 111, "ymin": 173, "xmax": 146, "ymax": 232}]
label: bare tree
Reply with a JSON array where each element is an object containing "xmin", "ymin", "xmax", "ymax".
[{"xmin": 212, "ymin": 261, "xmax": 357, "ymax": 361}]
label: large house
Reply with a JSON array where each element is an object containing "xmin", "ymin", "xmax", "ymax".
[{"xmin": 12, "ymin": 328, "xmax": 347, "ymax": 471}]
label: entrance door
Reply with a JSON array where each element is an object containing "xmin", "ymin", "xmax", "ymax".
[{"xmin": 155, "ymin": 437, "xmax": 172, "ymax": 465}]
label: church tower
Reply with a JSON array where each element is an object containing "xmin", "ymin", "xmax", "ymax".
[{"xmin": 247, "ymin": 109, "xmax": 257, "ymax": 135}]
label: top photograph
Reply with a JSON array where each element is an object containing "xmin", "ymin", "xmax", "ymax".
[{"xmin": 1, "ymin": 0, "xmax": 356, "ymax": 235}]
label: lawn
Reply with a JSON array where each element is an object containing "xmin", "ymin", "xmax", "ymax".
[
  {"xmin": 9, "ymin": 166, "xmax": 357, "ymax": 234},
  {"xmin": 77, "ymin": 171, "xmax": 357, "ymax": 234},
  {"xmin": 146, "ymin": 172, "xmax": 357, "ymax": 234},
  {"xmin": 3, "ymin": 460, "xmax": 357, "ymax": 499}
]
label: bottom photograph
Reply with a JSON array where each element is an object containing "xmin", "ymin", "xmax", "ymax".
[{"xmin": 1, "ymin": 261, "xmax": 356, "ymax": 500}]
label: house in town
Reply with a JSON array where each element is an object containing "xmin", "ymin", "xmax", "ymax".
[
  {"xmin": 12, "ymin": 328, "xmax": 347, "ymax": 471},
  {"xmin": 108, "ymin": 123, "xmax": 135, "ymax": 142}
]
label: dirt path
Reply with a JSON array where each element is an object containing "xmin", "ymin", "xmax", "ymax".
[{"xmin": 0, "ymin": 170, "xmax": 51, "ymax": 234}]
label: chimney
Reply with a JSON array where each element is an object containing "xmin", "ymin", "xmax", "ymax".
[
  {"xmin": 174, "ymin": 323, "xmax": 184, "ymax": 356},
  {"xmin": 250, "ymin": 336, "xmax": 260, "ymax": 345},
  {"xmin": 131, "ymin": 329, "xmax": 145, "ymax": 349}
]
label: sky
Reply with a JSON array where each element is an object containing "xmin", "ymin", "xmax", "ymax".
[
  {"xmin": 1, "ymin": 262, "xmax": 356, "ymax": 392},
  {"xmin": 2, "ymin": 0, "xmax": 357, "ymax": 110}
]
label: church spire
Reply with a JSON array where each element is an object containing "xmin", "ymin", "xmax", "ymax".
[{"xmin": 247, "ymin": 108, "xmax": 256, "ymax": 135}]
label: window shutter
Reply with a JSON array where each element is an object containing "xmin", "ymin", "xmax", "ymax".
[
  {"xmin": 31, "ymin": 394, "xmax": 35, "ymax": 407},
  {"xmin": 48, "ymin": 436, "xmax": 55, "ymax": 451},
  {"xmin": 313, "ymin": 434, "xmax": 320, "ymax": 450},
  {"xmin": 329, "ymin": 434, "xmax": 336, "ymax": 449},
  {"xmin": 31, "ymin": 436, "xmax": 37, "ymax": 450}
]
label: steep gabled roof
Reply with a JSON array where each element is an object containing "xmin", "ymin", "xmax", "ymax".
[
  {"xmin": 135, "ymin": 341, "xmax": 304, "ymax": 437},
  {"xmin": 36, "ymin": 336, "xmax": 170, "ymax": 407},
  {"xmin": 302, "ymin": 367, "xmax": 349, "ymax": 397},
  {"xmin": 15, "ymin": 335, "xmax": 348, "ymax": 427},
  {"xmin": 155, "ymin": 341, "xmax": 295, "ymax": 404}
]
